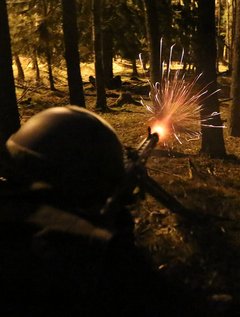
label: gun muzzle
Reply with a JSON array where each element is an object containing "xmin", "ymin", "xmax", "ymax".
[{"xmin": 136, "ymin": 128, "xmax": 159, "ymax": 164}]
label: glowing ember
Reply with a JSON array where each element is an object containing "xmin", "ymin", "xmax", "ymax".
[{"xmin": 140, "ymin": 40, "xmax": 225, "ymax": 144}]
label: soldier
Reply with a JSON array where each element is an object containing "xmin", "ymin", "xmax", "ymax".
[{"xmin": 0, "ymin": 106, "xmax": 163, "ymax": 317}]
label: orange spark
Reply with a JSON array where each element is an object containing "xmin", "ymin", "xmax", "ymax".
[{"xmin": 140, "ymin": 41, "xmax": 224, "ymax": 144}]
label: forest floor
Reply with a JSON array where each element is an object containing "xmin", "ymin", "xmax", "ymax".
[{"xmin": 15, "ymin": 58, "xmax": 240, "ymax": 316}]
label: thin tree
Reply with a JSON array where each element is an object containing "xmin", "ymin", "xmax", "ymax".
[
  {"xmin": 32, "ymin": 50, "xmax": 41, "ymax": 82},
  {"xmin": 0, "ymin": 0, "xmax": 20, "ymax": 147},
  {"xmin": 14, "ymin": 54, "xmax": 25, "ymax": 82},
  {"xmin": 196, "ymin": 0, "xmax": 226, "ymax": 157},
  {"xmin": 102, "ymin": 0, "xmax": 113, "ymax": 85},
  {"xmin": 61, "ymin": 0, "xmax": 85, "ymax": 107},
  {"xmin": 229, "ymin": 0, "xmax": 240, "ymax": 136},
  {"xmin": 143, "ymin": 0, "xmax": 161, "ymax": 85},
  {"xmin": 92, "ymin": 0, "xmax": 107, "ymax": 111},
  {"xmin": 102, "ymin": 26, "xmax": 113, "ymax": 84},
  {"xmin": 39, "ymin": 0, "xmax": 55, "ymax": 91}
]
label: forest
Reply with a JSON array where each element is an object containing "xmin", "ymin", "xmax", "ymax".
[{"xmin": 0, "ymin": 0, "xmax": 240, "ymax": 316}]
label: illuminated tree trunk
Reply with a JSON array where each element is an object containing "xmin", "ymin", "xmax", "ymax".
[
  {"xmin": 196, "ymin": 0, "xmax": 226, "ymax": 157},
  {"xmin": 216, "ymin": 0, "xmax": 225, "ymax": 70},
  {"xmin": 0, "ymin": 0, "xmax": 20, "ymax": 146},
  {"xmin": 230, "ymin": 0, "xmax": 240, "ymax": 136},
  {"xmin": 61, "ymin": 0, "xmax": 85, "ymax": 107},
  {"xmin": 143, "ymin": 0, "xmax": 161, "ymax": 85},
  {"xmin": 92, "ymin": 0, "xmax": 107, "ymax": 111}
]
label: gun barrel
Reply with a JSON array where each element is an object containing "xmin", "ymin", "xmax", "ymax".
[
  {"xmin": 101, "ymin": 129, "xmax": 159, "ymax": 219},
  {"xmin": 136, "ymin": 129, "xmax": 159, "ymax": 165}
]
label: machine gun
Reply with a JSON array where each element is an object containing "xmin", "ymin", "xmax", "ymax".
[{"xmin": 101, "ymin": 127, "xmax": 196, "ymax": 224}]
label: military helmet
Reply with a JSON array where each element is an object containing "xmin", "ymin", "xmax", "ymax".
[{"xmin": 5, "ymin": 106, "xmax": 125, "ymax": 207}]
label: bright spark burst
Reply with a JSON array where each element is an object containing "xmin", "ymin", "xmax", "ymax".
[{"xmin": 140, "ymin": 40, "xmax": 224, "ymax": 144}]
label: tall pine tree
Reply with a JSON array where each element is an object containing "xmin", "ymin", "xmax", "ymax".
[
  {"xmin": 196, "ymin": 0, "xmax": 226, "ymax": 157},
  {"xmin": 229, "ymin": 0, "xmax": 240, "ymax": 136},
  {"xmin": 0, "ymin": 0, "xmax": 20, "ymax": 147},
  {"xmin": 61, "ymin": 0, "xmax": 85, "ymax": 107},
  {"xmin": 143, "ymin": 0, "xmax": 161, "ymax": 85},
  {"xmin": 92, "ymin": 0, "xmax": 107, "ymax": 111}
]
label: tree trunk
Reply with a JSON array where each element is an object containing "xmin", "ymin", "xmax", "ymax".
[
  {"xmin": 46, "ymin": 45, "xmax": 56, "ymax": 91},
  {"xmin": 14, "ymin": 54, "xmax": 25, "ymax": 81},
  {"xmin": 61, "ymin": 0, "xmax": 85, "ymax": 107},
  {"xmin": 225, "ymin": 0, "xmax": 235, "ymax": 72},
  {"xmin": 143, "ymin": 0, "xmax": 161, "ymax": 85},
  {"xmin": 131, "ymin": 58, "xmax": 139, "ymax": 77},
  {"xmin": 41, "ymin": 0, "xmax": 56, "ymax": 91},
  {"xmin": 92, "ymin": 0, "xmax": 107, "ymax": 111},
  {"xmin": 229, "ymin": 0, "xmax": 240, "ymax": 136},
  {"xmin": 102, "ymin": 26, "xmax": 113, "ymax": 85},
  {"xmin": 196, "ymin": 0, "xmax": 226, "ymax": 157},
  {"xmin": 0, "ymin": 0, "xmax": 20, "ymax": 146},
  {"xmin": 32, "ymin": 51, "xmax": 40, "ymax": 82}
]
